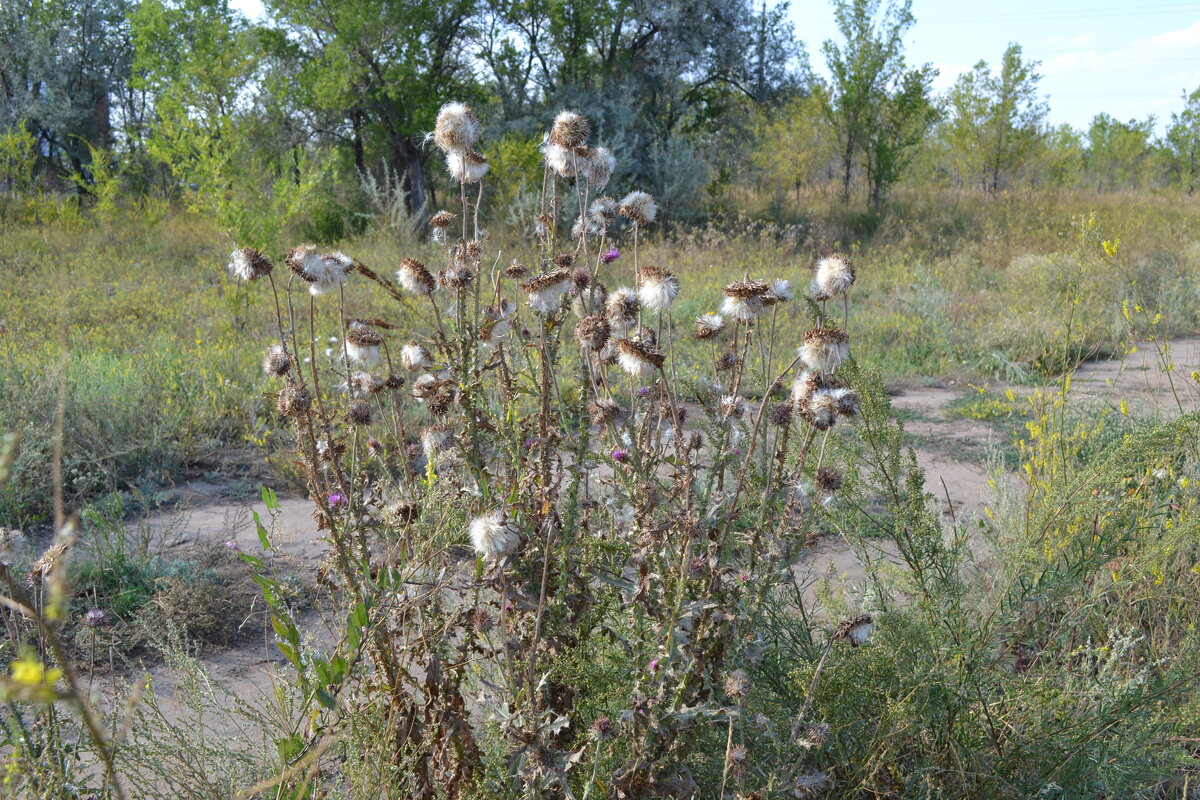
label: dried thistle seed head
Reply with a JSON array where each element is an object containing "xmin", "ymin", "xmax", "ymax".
[
  {"xmin": 769, "ymin": 401, "xmax": 793, "ymax": 427},
  {"xmin": 720, "ymin": 394, "xmax": 747, "ymax": 420},
  {"xmin": 815, "ymin": 254, "xmax": 856, "ymax": 298},
  {"xmin": 384, "ymin": 373, "xmax": 405, "ymax": 390},
  {"xmin": 432, "ymin": 101, "xmax": 480, "ymax": 153},
  {"xmin": 396, "ymin": 257, "xmax": 436, "ymax": 296},
  {"xmin": 833, "ymin": 613, "xmax": 873, "ymax": 646},
  {"xmin": 572, "ymin": 215, "xmax": 605, "ymax": 241},
  {"xmin": 446, "ymin": 147, "xmax": 489, "ymax": 183},
  {"xmin": 542, "ymin": 142, "xmax": 581, "ymax": 177},
  {"xmin": 553, "ymin": 253, "xmax": 574, "ymax": 270},
  {"xmin": 804, "ymin": 390, "xmax": 839, "ymax": 430},
  {"xmin": 352, "ymin": 371, "xmax": 386, "ymax": 394},
  {"xmin": 580, "ymin": 146, "xmax": 615, "ymax": 188},
  {"xmin": 724, "ymin": 669, "xmax": 751, "ymax": 699},
  {"xmin": 347, "ymin": 399, "xmax": 375, "ymax": 426},
  {"xmin": 505, "ymin": 260, "xmax": 529, "ymax": 279},
  {"xmin": 345, "ymin": 324, "xmax": 384, "ymax": 365},
  {"xmin": 636, "ymin": 265, "xmax": 679, "ymax": 312},
  {"xmin": 815, "ymin": 466, "xmax": 843, "ymax": 495},
  {"xmin": 470, "ymin": 607, "xmax": 494, "ymax": 632},
  {"xmin": 392, "ymin": 501, "xmax": 421, "ymax": 523},
  {"xmin": 479, "ymin": 301, "xmax": 513, "ymax": 345},
  {"xmin": 727, "ymin": 744, "xmax": 749, "ymax": 773},
  {"xmin": 228, "ymin": 246, "xmax": 273, "ymax": 281},
  {"xmin": 589, "ymin": 196, "xmax": 619, "ymax": 222},
  {"xmin": 833, "ymin": 387, "xmax": 861, "ymax": 417},
  {"xmin": 569, "ymin": 267, "xmax": 591, "ymax": 294},
  {"xmin": 401, "ymin": 342, "xmax": 433, "ymax": 371},
  {"xmin": 716, "ymin": 350, "xmax": 741, "ymax": 372},
  {"xmin": 721, "ymin": 279, "xmax": 769, "ymax": 322},
  {"xmin": 618, "ymin": 191, "xmax": 657, "ymax": 226},
  {"xmin": 694, "ymin": 313, "xmax": 725, "ymax": 340},
  {"xmin": 605, "ymin": 287, "xmax": 640, "ymax": 331},
  {"xmin": 771, "ymin": 278, "xmax": 794, "ymax": 302},
  {"xmin": 689, "ymin": 431, "xmax": 704, "ymax": 451},
  {"xmin": 438, "ymin": 264, "xmax": 475, "ymax": 289},
  {"xmin": 277, "ymin": 383, "xmax": 311, "ymax": 418},
  {"xmin": 575, "ymin": 314, "xmax": 611, "ymax": 351},
  {"xmin": 305, "ymin": 250, "xmax": 353, "ymax": 296},
  {"xmin": 421, "ymin": 423, "xmax": 455, "ymax": 463},
  {"xmin": 263, "ymin": 343, "xmax": 292, "ymax": 377},
  {"xmin": 799, "ymin": 327, "xmax": 850, "ymax": 374},
  {"xmin": 521, "ymin": 269, "xmax": 571, "ymax": 316},
  {"xmin": 284, "ymin": 244, "xmax": 323, "ymax": 282},
  {"xmin": 429, "ymin": 210, "xmax": 456, "ymax": 229},
  {"xmin": 615, "ymin": 338, "xmax": 664, "ymax": 378},
  {"xmin": 469, "ymin": 510, "xmax": 521, "ymax": 561},
  {"xmin": 365, "ymin": 436, "xmax": 384, "ymax": 456},
  {"xmin": 572, "ymin": 282, "xmax": 608, "ymax": 317},
  {"xmin": 589, "ymin": 398, "xmax": 623, "ymax": 426},
  {"xmin": 549, "ymin": 110, "xmax": 590, "ymax": 148}
]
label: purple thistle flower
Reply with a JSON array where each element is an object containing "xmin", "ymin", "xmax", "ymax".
[
  {"xmin": 611, "ymin": 448, "xmax": 630, "ymax": 463},
  {"xmin": 648, "ymin": 658, "xmax": 660, "ymax": 672},
  {"xmin": 601, "ymin": 248, "xmax": 620, "ymax": 264},
  {"xmin": 328, "ymin": 493, "xmax": 347, "ymax": 507},
  {"xmin": 84, "ymin": 608, "xmax": 108, "ymax": 627},
  {"xmin": 225, "ymin": 540, "xmax": 240, "ymax": 552},
  {"xmin": 636, "ymin": 386, "xmax": 651, "ymax": 397},
  {"xmin": 731, "ymin": 448, "xmax": 742, "ymax": 457}
]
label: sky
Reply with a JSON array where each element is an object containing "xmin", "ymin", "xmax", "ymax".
[
  {"xmin": 790, "ymin": 0, "xmax": 1200, "ymax": 132},
  {"xmin": 230, "ymin": 0, "xmax": 1200, "ymax": 133}
]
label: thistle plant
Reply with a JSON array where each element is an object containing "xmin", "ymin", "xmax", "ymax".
[{"xmin": 224, "ymin": 102, "xmax": 866, "ymax": 797}]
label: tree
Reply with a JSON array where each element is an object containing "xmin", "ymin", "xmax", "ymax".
[
  {"xmin": 944, "ymin": 43, "xmax": 1047, "ymax": 192},
  {"xmin": 1166, "ymin": 86, "xmax": 1200, "ymax": 195},
  {"xmin": 262, "ymin": 0, "xmax": 480, "ymax": 215},
  {"xmin": 820, "ymin": 0, "xmax": 935, "ymax": 204},
  {"xmin": 751, "ymin": 92, "xmax": 838, "ymax": 202},
  {"xmin": 0, "ymin": 0, "xmax": 134, "ymax": 181},
  {"xmin": 1085, "ymin": 113, "xmax": 1154, "ymax": 191}
]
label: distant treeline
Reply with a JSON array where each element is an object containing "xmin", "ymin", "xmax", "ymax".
[{"xmin": 2, "ymin": 0, "xmax": 1198, "ymax": 241}]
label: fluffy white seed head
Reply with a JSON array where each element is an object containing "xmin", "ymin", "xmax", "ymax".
[
  {"xmin": 580, "ymin": 146, "xmax": 615, "ymax": 188},
  {"xmin": 637, "ymin": 266, "xmax": 679, "ymax": 312},
  {"xmin": 815, "ymin": 255, "xmax": 855, "ymax": 299},
  {"xmin": 618, "ymin": 191, "xmax": 657, "ymax": 226},
  {"xmin": 446, "ymin": 148, "xmax": 489, "ymax": 183},
  {"xmin": 433, "ymin": 102, "xmax": 480, "ymax": 153},
  {"xmin": 542, "ymin": 142, "xmax": 578, "ymax": 178},
  {"xmin": 799, "ymin": 328, "xmax": 850, "ymax": 374},
  {"xmin": 306, "ymin": 251, "xmax": 353, "ymax": 296},
  {"xmin": 469, "ymin": 510, "xmax": 521, "ymax": 561},
  {"xmin": 401, "ymin": 342, "xmax": 433, "ymax": 371},
  {"xmin": 720, "ymin": 294, "xmax": 763, "ymax": 323},
  {"xmin": 771, "ymin": 279, "xmax": 794, "ymax": 301},
  {"xmin": 694, "ymin": 313, "xmax": 725, "ymax": 340}
]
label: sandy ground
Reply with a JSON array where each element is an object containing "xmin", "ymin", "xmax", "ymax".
[{"xmin": 81, "ymin": 336, "xmax": 1200, "ymax": 770}]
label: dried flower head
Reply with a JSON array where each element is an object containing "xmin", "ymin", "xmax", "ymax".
[
  {"xmin": 429, "ymin": 210, "xmax": 456, "ymax": 229},
  {"xmin": 401, "ymin": 342, "xmax": 433, "ymax": 371},
  {"xmin": 227, "ymin": 246, "xmax": 273, "ymax": 281},
  {"xmin": 590, "ymin": 197, "xmax": 619, "ymax": 222},
  {"xmin": 432, "ymin": 101, "xmax": 480, "ymax": 153},
  {"xmin": 580, "ymin": 146, "xmax": 615, "ymax": 188},
  {"xmin": 716, "ymin": 350, "xmax": 742, "ymax": 372},
  {"xmin": 799, "ymin": 328, "xmax": 850, "ymax": 374},
  {"xmin": 805, "ymin": 389, "xmax": 840, "ymax": 430},
  {"xmin": 722, "ymin": 279, "xmax": 769, "ymax": 322},
  {"xmin": 543, "ymin": 142, "xmax": 584, "ymax": 177},
  {"xmin": 505, "ymin": 260, "xmax": 529, "ymax": 279},
  {"xmin": 521, "ymin": 269, "xmax": 571, "ymax": 316},
  {"xmin": 694, "ymin": 313, "xmax": 725, "ymax": 340},
  {"xmin": 446, "ymin": 148, "xmax": 488, "ymax": 183},
  {"xmin": 833, "ymin": 614, "xmax": 873, "ymax": 647},
  {"xmin": 769, "ymin": 402, "xmax": 793, "ymax": 427},
  {"xmin": 591, "ymin": 716, "xmax": 614, "ymax": 740},
  {"xmin": 397, "ymin": 257, "xmax": 436, "ymax": 296},
  {"xmin": 421, "ymin": 423, "xmax": 455, "ymax": 465},
  {"xmin": 575, "ymin": 314, "xmax": 611, "ymax": 351},
  {"xmin": 345, "ymin": 324, "xmax": 384, "ymax": 365},
  {"xmin": 724, "ymin": 669, "xmax": 751, "ymax": 699},
  {"xmin": 606, "ymin": 287, "xmax": 640, "ymax": 333},
  {"xmin": 832, "ymin": 387, "xmax": 861, "ymax": 417},
  {"xmin": 815, "ymin": 467, "xmax": 843, "ymax": 495},
  {"xmin": 277, "ymin": 383, "xmax": 312, "ymax": 418},
  {"xmin": 720, "ymin": 394, "xmax": 748, "ymax": 421},
  {"xmin": 549, "ymin": 110, "xmax": 590, "ymax": 148},
  {"xmin": 637, "ymin": 265, "xmax": 679, "ymax": 312},
  {"xmin": 438, "ymin": 263, "xmax": 475, "ymax": 289},
  {"xmin": 263, "ymin": 343, "xmax": 292, "ymax": 377},
  {"xmin": 347, "ymin": 399, "xmax": 375, "ymax": 426},
  {"xmin": 815, "ymin": 254, "xmax": 855, "ymax": 298},
  {"xmin": 618, "ymin": 191, "xmax": 657, "ymax": 226},
  {"xmin": 589, "ymin": 398, "xmax": 624, "ymax": 426},
  {"xmin": 479, "ymin": 301, "xmax": 513, "ymax": 346},
  {"xmin": 84, "ymin": 608, "xmax": 108, "ymax": 627},
  {"xmin": 309, "ymin": 250, "xmax": 354, "ymax": 296},
  {"xmin": 351, "ymin": 371, "xmax": 385, "ymax": 394},
  {"xmin": 284, "ymin": 244, "xmax": 324, "ymax": 283},
  {"xmin": 469, "ymin": 510, "xmax": 521, "ymax": 561},
  {"xmin": 615, "ymin": 338, "xmax": 664, "ymax": 378}
]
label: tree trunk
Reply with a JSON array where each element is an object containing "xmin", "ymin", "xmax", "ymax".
[{"xmin": 399, "ymin": 140, "xmax": 428, "ymax": 219}]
